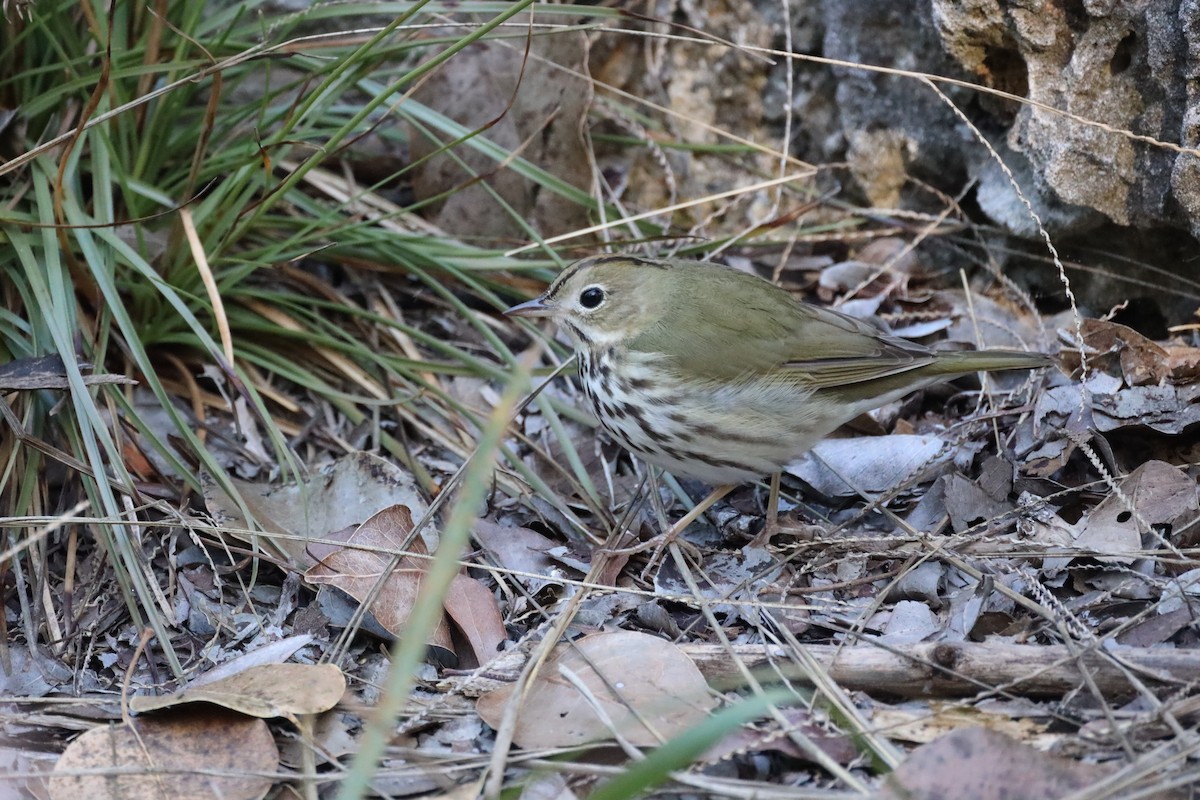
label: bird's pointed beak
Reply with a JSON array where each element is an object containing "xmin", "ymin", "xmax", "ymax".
[{"xmin": 503, "ymin": 295, "xmax": 555, "ymax": 318}]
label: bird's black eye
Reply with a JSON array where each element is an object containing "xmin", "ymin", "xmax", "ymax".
[{"xmin": 579, "ymin": 286, "xmax": 605, "ymax": 309}]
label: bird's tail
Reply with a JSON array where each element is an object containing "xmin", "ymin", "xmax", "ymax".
[{"xmin": 928, "ymin": 348, "xmax": 1054, "ymax": 377}]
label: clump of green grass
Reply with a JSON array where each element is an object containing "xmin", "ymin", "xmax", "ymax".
[{"xmin": 0, "ymin": 0, "xmax": 611, "ymax": 673}]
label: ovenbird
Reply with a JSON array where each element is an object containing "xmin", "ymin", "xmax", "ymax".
[{"xmin": 506, "ymin": 254, "xmax": 1050, "ymax": 542}]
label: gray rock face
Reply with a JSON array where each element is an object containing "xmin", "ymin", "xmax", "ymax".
[
  {"xmin": 816, "ymin": 0, "xmax": 1199, "ymax": 241},
  {"xmin": 934, "ymin": 0, "xmax": 1194, "ymax": 235}
]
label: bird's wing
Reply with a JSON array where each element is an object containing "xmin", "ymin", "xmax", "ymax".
[{"xmin": 630, "ymin": 271, "xmax": 934, "ymax": 388}]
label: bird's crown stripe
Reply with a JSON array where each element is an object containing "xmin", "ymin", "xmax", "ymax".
[{"xmin": 546, "ymin": 255, "xmax": 669, "ymax": 297}]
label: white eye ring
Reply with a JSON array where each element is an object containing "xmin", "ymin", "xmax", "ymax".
[{"xmin": 579, "ymin": 286, "xmax": 606, "ymax": 310}]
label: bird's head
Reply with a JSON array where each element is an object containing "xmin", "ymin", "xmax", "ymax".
[{"xmin": 504, "ymin": 255, "xmax": 671, "ymax": 349}]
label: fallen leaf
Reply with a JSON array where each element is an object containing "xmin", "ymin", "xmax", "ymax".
[
  {"xmin": 1116, "ymin": 604, "xmax": 1198, "ymax": 647},
  {"xmin": 1163, "ymin": 341, "xmax": 1200, "ymax": 381},
  {"xmin": 130, "ymin": 663, "xmax": 346, "ymax": 723},
  {"xmin": 885, "ymin": 562, "xmax": 947, "ymax": 607},
  {"xmin": 942, "ymin": 473, "xmax": 1014, "ymax": 532},
  {"xmin": 476, "ymin": 630, "xmax": 715, "ymax": 748},
  {"xmin": 880, "ymin": 600, "xmax": 939, "ymax": 645},
  {"xmin": 0, "ymin": 646, "xmax": 73, "ymax": 697},
  {"xmin": 704, "ymin": 705, "xmax": 857, "ymax": 765},
  {"xmin": 1035, "ymin": 382, "xmax": 1200, "ymax": 436},
  {"xmin": 472, "ymin": 519, "xmax": 563, "ymax": 594},
  {"xmin": 1075, "ymin": 318, "xmax": 1171, "ymax": 386},
  {"xmin": 306, "ymin": 505, "xmax": 454, "ymax": 653},
  {"xmin": 443, "ymin": 573, "xmax": 508, "ymax": 664},
  {"xmin": 305, "ymin": 505, "xmax": 506, "ymax": 664},
  {"xmin": 1075, "ymin": 461, "xmax": 1198, "ymax": 564},
  {"xmin": 871, "ymin": 704, "xmax": 1058, "ymax": 748},
  {"xmin": 48, "ymin": 708, "xmax": 278, "ymax": 800},
  {"xmin": 518, "ymin": 773, "xmax": 579, "ymax": 800},
  {"xmin": 936, "ymin": 289, "xmax": 1048, "ymax": 354},
  {"xmin": 877, "ymin": 727, "xmax": 1110, "ymax": 800},
  {"xmin": 187, "ymin": 635, "xmax": 315, "ymax": 687},
  {"xmin": 0, "ymin": 740, "xmax": 57, "ymax": 799},
  {"xmin": 654, "ymin": 547, "xmax": 803, "ymax": 633},
  {"xmin": 204, "ymin": 451, "xmax": 427, "ymax": 568},
  {"xmin": 785, "ymin": 434, "xmax": 949, "ymax": 497},
  {"xmin": 1159, "ymin": 568, "xmax": 1200, "ymax": 615}
]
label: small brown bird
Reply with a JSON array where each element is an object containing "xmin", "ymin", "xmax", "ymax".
[{"xmin": 506, "ymin": 255, "xmax": 1050, "ymax": 544}]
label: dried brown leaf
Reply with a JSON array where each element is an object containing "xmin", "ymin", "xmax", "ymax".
[
  {"xmin": 305, "ymin": 505, "xmax": 455, "ymax": 652},
  {"xmin": 443, "ymin": 574, "xmax": 508, "ymax": 665},
  {"xmin": 1163, "ymin": 342, "xmax": 1200, "ymax": 382},
  {"xmin": 1078, "ymin": 318, "xmax": 1171, "ymax": 386},
  {"xmin": 48, "ymin": 708, "xmax": 277, "ymax": 800},
  {"xmin": 878, "ymin": 728, "xmax": 1109, "ymax": 800},
  {"xmin": 305, "ymin": 505, "xmax": 507, "ymax": 662}
]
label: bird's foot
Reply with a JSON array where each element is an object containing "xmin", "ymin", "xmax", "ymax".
[
  {"xmin": 606, "ymin": 483, "xmax": 735, "ymax": 578},
  {"xmin": 603, "ymin": 518, "xmax": 702, "ymax": 577},
  {"xmin": 748, "ymin": 509, "xmax": 823, "ymax": 549},
  {"xmin": 748, "ymin": 514, "xmax": 782, "ymax": 549}
]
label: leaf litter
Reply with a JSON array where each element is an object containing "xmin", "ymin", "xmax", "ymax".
[{"xmin": 24, "ymin": 261, "xmax": 1200, "ymax": 798}]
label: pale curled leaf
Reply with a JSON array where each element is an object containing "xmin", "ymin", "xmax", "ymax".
[
  {"xmin": 476, "ymin": 630, "xmax": 714, "ymax": 748},
  {"xmin": 130, "ymin": 663, "xmax": 346, "ymax": 720},
  {"xmin": 188, "ymin": 635, "xmax": 315, "ymax": 688},
  {"xmin": 785, "ymin": 434, "xmax": 948, "ymax": 498}
]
